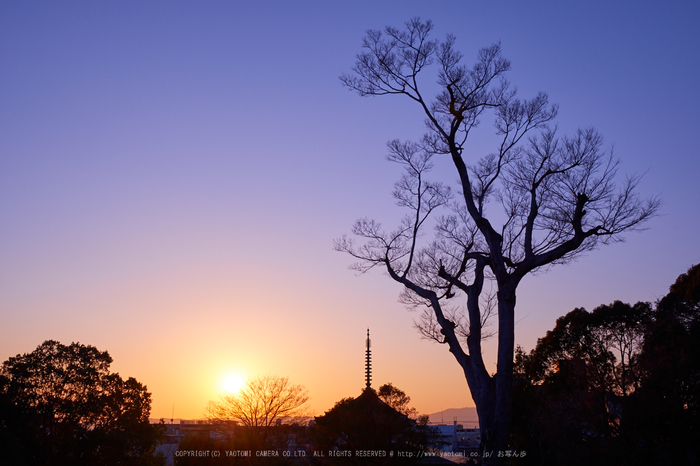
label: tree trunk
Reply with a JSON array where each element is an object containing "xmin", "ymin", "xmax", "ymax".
[
  {"xmin": 471, "ymin": 378, "xmax": 496, "ymax": 462},
  {"xmin": 495, "ymin": 286, "xmax": 516, "ymax": 451},
  {"xmin": 468, "ymin": 286, "xmax": 515, "ymax": 466}
]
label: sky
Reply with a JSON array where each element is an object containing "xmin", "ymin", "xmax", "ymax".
[{"xmin": 1, "ymin": 1, "xmax": 699, "ymax": 421}]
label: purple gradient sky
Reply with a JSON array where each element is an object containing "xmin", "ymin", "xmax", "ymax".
[{"xmin": 1, "ymin": 1, "xmax": 699, "ymax": 419}]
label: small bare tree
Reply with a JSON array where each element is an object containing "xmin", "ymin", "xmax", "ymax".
[
  {"xmin": 206, "ymin": 375, "xmax": 309, "ymax": 427},
  {"xmin": 335, "ymin": 18, "xmax": 659, "ymax": 462}
]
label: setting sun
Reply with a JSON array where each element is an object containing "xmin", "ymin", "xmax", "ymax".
[{"xmin": 221, "ymin": 374, "xmax": 246, "ymax": 395}]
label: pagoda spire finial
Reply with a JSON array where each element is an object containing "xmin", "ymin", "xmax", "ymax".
[{"xmin": 365, "ymin": 328, "xmax": 372, "ymax": 389}]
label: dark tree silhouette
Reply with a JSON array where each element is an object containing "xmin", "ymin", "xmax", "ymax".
[
  {"xmin": 512, "ymin": 267, "xmax": 700, "ymax": 465},
  {"xmin": 0, "ymin": 340, "xmax": 164, "ymax": 466},
  {"xmin": 526, "ymin": 301, "xmax": 652, "ymax": 397},
  {"xmin": 628, "ymin": 264, "xmax": 700, "ymax": 465},
  {"xmin": 336, "ymin": 18, "xmax": 659, "ymax": 461},
  {"xmin": 377, "ymin": 383, "xmax": 417, "ymax": 418},
  {"xmin": 511, "ymin": 302, "xmax": 652, "ymax": 464}
]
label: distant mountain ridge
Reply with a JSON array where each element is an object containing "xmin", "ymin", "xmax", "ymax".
[{"xmin": 426, "ymin": 407, "xmax": 479, "ymax": 427}]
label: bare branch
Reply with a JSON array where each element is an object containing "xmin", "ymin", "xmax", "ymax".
[
  {"xmin": 337, "ymin": 19, "xmax": 659, "ymax": 454},
  {"xmin": 206, "ymin": 375, "xmax": 309, "ymax": 427}
]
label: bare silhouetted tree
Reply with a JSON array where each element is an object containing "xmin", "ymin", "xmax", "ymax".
[
  {"xmin": 206, "ymin": 375, "xmax": 309, "ymax": 428},
  {"xmin": 335, "ymin": 18, "xmax": 659, "ymax": 462}
]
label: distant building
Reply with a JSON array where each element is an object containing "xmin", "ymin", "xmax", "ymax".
[
  {"xmin": 432, "ymin": 421, "xmax": 481, "ymax": 455},
  {"xmin": 153, "ymin": 419, "xmax": 235, "ymax": 466},
  {"xmin": 159, "ymin": 419, "xmax": 235, "ymax": 443}
]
